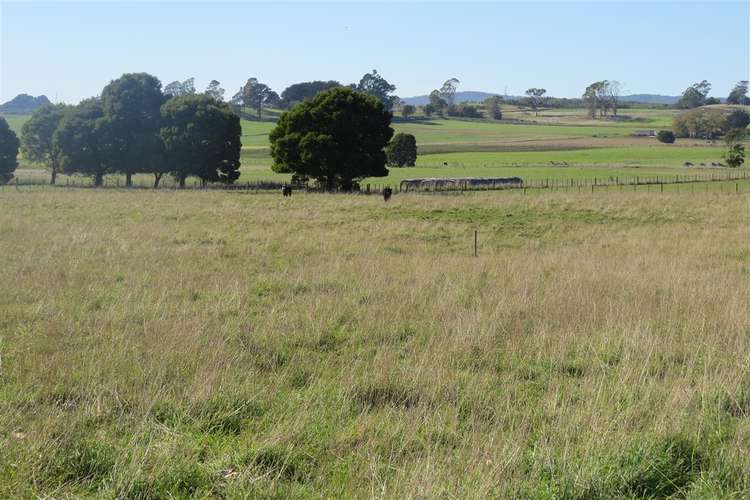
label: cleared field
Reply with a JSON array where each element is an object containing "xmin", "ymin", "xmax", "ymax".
[
  {"xmin": 2, "ymin": 114, "xmax": 29, "ymax": 135},
  {"xmin": 1, "ymin": 188, "xmax": 749, "ymax": 497}
]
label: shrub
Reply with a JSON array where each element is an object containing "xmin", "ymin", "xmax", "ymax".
[
  {"xmin": 657, "ymin": 130, "xmax": 676, "ymax": 143},
  {"xmin": 386, "ymin": 132, "xmax": 417, "ymax": 167}
]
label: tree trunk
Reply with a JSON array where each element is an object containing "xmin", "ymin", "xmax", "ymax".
[
  {"xmin": 258, "ymin": 104, "xmax": 262, "ymax": 119},
  {"xmin": 153, "ymin": 172, "xmax": 163, "ymax": 188},
  {"xmin": 179, "ymin": 174, "xmax": 186, "ymax": 188},
  {"xmin": 125, "ymin": 172, "xmax": 132, "ymax": 187},
  {"xmin": 50, "ymin": 168, "xmax": 57, "ymax": 185},
  {"xmin": 94, "ymin": 173, "xmax": 104, "ymax": 187}
]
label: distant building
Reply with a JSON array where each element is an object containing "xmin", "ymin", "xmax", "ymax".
[{"xmin": 632, "ymin": 129, "xmax": 656, "ymax": 137}]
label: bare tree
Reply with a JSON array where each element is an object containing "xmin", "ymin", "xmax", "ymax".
[{"xmin": 606, "ymin": 80, "xmax": 621, "ymax": 116}]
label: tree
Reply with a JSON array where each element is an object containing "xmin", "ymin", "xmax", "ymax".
[
  {"xmin": 656, "ymin": 130, "xmax": 675, "ymax": 144},
  {"xmin": 20, "ymin": 103, "xmax": 68, "ymax": 184},
  {"xmin": 386, "ymin": 132, "xmax": 417, "ymax": 167},
  {"xmin": 401, "ymin": 104, "xmax": 416, "ymax": 119},
  {"xmin": 234, "ymin": 78, "xmax": 275, "ymax": 119},
  {"xmin": 270, "ymin": 87, "xmax": 393, "ymax": 190},
  {"xmin": 725, "ymin": 128, "xmax": 746, "ymax": 168},
  {"xmin": 439, "ymin": 78, "xmax": 460, "ymax": 106},
  {"xmin": 606, "ymin": 80, "xmax": 621, "ymax": 116},
  {"xmin": 160, "ymin": 94, "xmax": 241, "ymax": 187},
  {"xmin": 0, "ymin": 117, "xmax": 20, "ymax": 184},
  {"xmin": 672, "ymin": 108, "xmax": 728, "ymax": 139},
  {"xmin": 279, "ymin": 81, "xmax": 341, "ymax": 108},
  {"xmin": 524, "ymin": 88, "xmax": 547, "ymax": 116},
  {"xmin": 726, "ymin": 108, "xmax": 750, "ymax": 130},
  {"xmin": 100, "ymin": 72, "xmax": 165, "ymax": 187},
  {"xmin": 582, "ymin": 81, "xmax": 619, "ymax": 118},
  {"xmin": 582, "ymin": 81, "xmax": 604, "ymax": 118},
  {"xmin": 164, "ymin": 78, "xmax": 196, "ymax": 97},
  {"xmin": 355, "ymin": 70, "xmax": 397, "ymax": 110},
  {"xmin": 53, "ymin": 99, "xmax": 110, "ymax": 187},
  {"xmin": 429, "ymin": 90, "xmax": 447, "ymax": 116},
  {"xmin": 677, "ymin": 80, "xmax": 711, "ymax": 109},
  {"xmin": 205, "ymin": 80, "xmax": 225, "ymax": 101},
  {"xmin": 727, "ymin": 81, "xmax": 750, "ymax": 105},
  {"xmin": 446, "ymin": 103, "xmax": 482, "ymax": 118},
  {"xmin": 484, "ymin": 96, "xmax": 502, "ymax": 120},
  {"xmin": 422, "ymin": 103, "xmax": 435, "ymax": 117}
]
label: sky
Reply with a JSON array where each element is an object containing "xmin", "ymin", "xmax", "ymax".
[{"xmin": 1, "ymin": 1, "xmax": 748, "ymax": 104}]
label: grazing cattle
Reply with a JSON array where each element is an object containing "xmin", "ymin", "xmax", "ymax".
[
  {"xmin": 383, "ymin": 187, "xmax": 393, "ymax": 201},
  {"xmin": 683, "ymin": 161, "xmax": 693, "ymax": 167},
  {"xmin": 281, "ymin": 185, "xmax": 292, "ymax": 197},
  {"xmin": 699, "ymin": 163, "xmax": 706, "ymax": 167}
]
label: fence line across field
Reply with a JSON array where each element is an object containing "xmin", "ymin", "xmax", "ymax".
[{"xmin": 6, "ymin": 169, "xmax": 750, "ymax": 195}]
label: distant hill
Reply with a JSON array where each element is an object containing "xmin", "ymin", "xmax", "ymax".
[
  {"xmin": 0, "ymin": 94, "xmax": 52, "ymax": 114},
  {"xmin": 620, "ymin": 94, "xmax": 680, "ymax": 105},
  {"xmin": 402, "ymin": 91, "xmax": 505, "ymax": 106}
]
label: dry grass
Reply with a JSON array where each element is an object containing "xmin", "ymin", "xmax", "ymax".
[{"xmin": 1, "ymin": 187, "xmax": 750, "ymax": 497}]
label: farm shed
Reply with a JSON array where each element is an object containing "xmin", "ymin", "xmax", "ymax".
[{"xmin": 399, "ymin": 177, "xmax": 524, "ymax": 192}]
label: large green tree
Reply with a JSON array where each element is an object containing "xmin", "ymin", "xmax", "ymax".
[
  {"xmin": 0, "ymin": 117, "xmax": 20, "ymax": 184},
  {"xmin": 20, "ymin": 103, "xmax": 68, "ymax": 184},
  {"xmin": 53, "ymin": 99, "xmax": 110, "ymax": 187},
  {"xmin": 234, "ymin": 78, "xmax": 275, "ymax": 119},
  {"xmin": 439, "ymin": 78, "xmax": 460, "ymax": 106},
  {"xmin": 164, "ymin": 78, "xmax": 195, "ymax": 97},
  {"xmin": 280, "ymin": 81, "xmax": 341, "ymax": 108},
  {"xmin": 727, "ymin": 81, "xmax": 749, "ymax": 105},
  {"xmin": 160, "ymin": 94, "xmax": 241, "ymax": 187},
  {"xmin": 677, "ymin": 80, "xmax": 711, "ymax": 109},
  {"xmin": 355, "ymin": 70, "xmax": 397, "ymax": 110},
  {"xmin": 100, "ymin": 72, "xmax": 165, "ymax": 187},
  {"xmin": 270, "ymin": 87, "xmax": 393, "ymax": 190}
]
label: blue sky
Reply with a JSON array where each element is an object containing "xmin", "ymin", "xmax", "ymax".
[{"xmin": 1, "ymin": 1, "xmax": 748, "ymax": 104}]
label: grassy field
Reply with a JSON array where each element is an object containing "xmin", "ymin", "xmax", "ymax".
[
  {"xmin": 1, "ymin": 187, "xmax": 750, "ymax": 497},
  {"xmin": 6, "ymin": 108, "xmax": 736, "ymax": 187}
]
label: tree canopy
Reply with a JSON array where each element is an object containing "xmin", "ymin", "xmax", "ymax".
[
  {"xmin": 386, "ymin": 132, "xmax": 417, "ymax": 167},
  {"xmin": 164, "ymin": 78, "xmax": 196, "ymax": 97},
  {"xmin": 20, "ymin": 103, "xmax": 69, "ymax": 184},
  {"xmin": 234, "ymin": 78, "xmax": 275, "ymax": 118},
  {"xmin": 280, "ymin": 81, "xmax": 341, "ymax": 108},
  {"xmin": 270, "ymin": 87, "xmax": 393, "ymax": 190},
  {"xmin": 525, "ymin": 88, "xmax": 547, "ymax": 116},
  {"xmin": 53, "ymin": 98, "xmax": 109, "ymax": 186},
  {"xmin": 355, "ymin": 70, "xmax": 397, "ymax": 110},
  {"xmin": 100, "ymin": 72, "xmax": 165, "ymax": 186},
  {"xmin": 0, "ymin": 117, "xmax": 20, "ymax": 184},
  {"xmin": 727, "ymin": 81, "xmax": 749, "ymax": 105},
  {"xmin": 677, "ymin": 80, "xmax": 711, "ymax": 109},
  {"xmin": 160, "ymin": 94, "xmax": 242, "ymax": 187}
]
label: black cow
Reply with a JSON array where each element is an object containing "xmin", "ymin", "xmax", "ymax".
[
  {"xmin": 383, "ymin": 187, "xmax": 393, "ymax": 202},
  {"xmin": 281, "ymin": 186, "xmax": 292, "ymax": 197}
]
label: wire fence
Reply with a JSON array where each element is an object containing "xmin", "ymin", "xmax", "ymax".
[{"xmin": 5, "ymin": 169, "xmax": 750, "ymax": 196}]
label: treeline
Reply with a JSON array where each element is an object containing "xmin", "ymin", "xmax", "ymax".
[{"xmin": 20, "ymin": 73, "xmax": 240, "ymax": 187}]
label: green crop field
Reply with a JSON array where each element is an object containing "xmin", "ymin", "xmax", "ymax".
[
  {"xmin": 2, "ymin": 187, "xmax": 750, "ymax": 497},
  {"xmin": 7, "ymin": 108, "xmax": 743, "ymax": 188}
]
